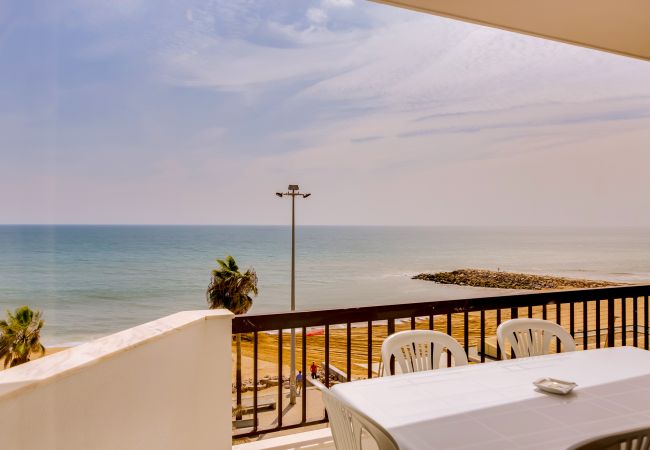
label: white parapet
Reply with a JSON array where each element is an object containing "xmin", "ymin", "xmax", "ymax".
[{"xmin": 0, "ymin": 309, "xmax": 233, "ymax": 450}]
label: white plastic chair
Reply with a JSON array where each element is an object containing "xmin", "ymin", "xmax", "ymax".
[
  {"xmin": 380, "ymin": 330, "xmax": 468, "ymax": 376},
  {"xmin": 496, "ymin": 318, "xmax": 576, "ymax": 359},
  {"xmin": 313, "ymin": 380, "xmax": 399, "ymax": 450},
  {"xmin": 567, "ymin": 426, "xmax": 650, "ymax": 450}
]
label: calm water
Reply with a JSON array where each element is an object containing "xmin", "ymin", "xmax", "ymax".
[{"xmin": 1, "ymin": 225, "xmax": 649, "ymax": 345}]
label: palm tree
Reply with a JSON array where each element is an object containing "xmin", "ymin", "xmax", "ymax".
[
  {"xmin": 207, "ymin": 255, "xmax": 258, "ymax": 314},
  {"xmin": 207, "ymin": 255, "xmax": 258, "ymax": 420},
  {"xmin": 0, "ymin": 306, "xmax": 46, "ymax": 368}
]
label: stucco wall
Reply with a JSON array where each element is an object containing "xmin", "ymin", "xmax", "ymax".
[{"xmin": 0, "ymin": 309, "xmax": 233, "ymax": 450}]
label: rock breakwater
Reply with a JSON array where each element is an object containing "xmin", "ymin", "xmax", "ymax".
[{"xmin": 412, "ymin": 269, "xmax": 621, "ymax": 290}]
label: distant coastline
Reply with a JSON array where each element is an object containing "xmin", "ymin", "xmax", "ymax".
[{"xmin": 413, "ymin": 268, "xmax": 623, "ymax": 290}]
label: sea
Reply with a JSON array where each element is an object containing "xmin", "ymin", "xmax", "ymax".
[{"xmin": 1, "ymin": 225, "xmax": 649, "ymax": 346}]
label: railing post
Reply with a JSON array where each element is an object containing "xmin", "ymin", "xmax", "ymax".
[
  {"xmin": 596, "ymin": 301, "xmax": 601, "ymax": 348},
  {"xmin": 346, "ymin": 323, "xmax": 352, "ymax": 382},
  {"xmin": 621, "ymin": 296, "xmax": 627, "ymax": 346},
  {"xmin": 643, "ymin": 295, "xmax": 650, "ymax": 350},
  {"xmin": 253, "ymin": 332, "xmax": 258, "ymax": 430},
  {"xmin": 387, "ymin": 318, "xmax": 395, "ymax": 375},
  {"xmin": 463, "ymin": 312, "xmax": 469, "ymax": 354},
  {"xmin": 583, "ymin": 301, "xmax": 588, "ymax": 350},
  {"xmin": 480, "ymin": 309, "xmax": 485, "ymax": 362},
  {"xmin": 607, "ymin": 299, "xmax": 616, "ymax": 347},
  {"xmin": 510, "ymin": 307, "xmax": 518, "ymax": 319},
  {"xmin": 387, "ymin": 318, "xmax": 395, "ymax": 336},
  {"xmin": 235, "ymin": 333, "xmax": 242, "ymax": 420},
  {"xmin": 325, "ymin": 325, "xmax": 330, "ymax": 387},
  {"xmin": 633, "ymin": 297, "xmax": 638, "ymax": 348},
  {"xmin": 496, "ymin": 309, "xmax": 502, "ymax": 360},
  {"xmin": 277, "ymin": 329, "xmax": 283, "ymax": 428},
  {"xmin": 301, "ymin": 326, "xmax": 307, "ymax": 424},
  {"xmin": 367, "ymin": 321, "xmax": 373, "ymax": 379},
  {"xmin": 447, "ymin": 313, "xmax": 453, "ymax": 366}
]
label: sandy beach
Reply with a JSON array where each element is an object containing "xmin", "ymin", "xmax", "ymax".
[
  {"xmin": 233, "ymin": 297, "xmax": 647, "ymax": 384},
  {"xmin": 0, "ymin": 347, "xmax": 68, "ymax": 371}
]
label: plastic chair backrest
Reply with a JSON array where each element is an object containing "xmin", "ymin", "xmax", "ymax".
[
  {"xmin": 380, "ymin": 330, "xmax": 468, "ymax": 376},
  {"xmin": 497, "ymin": 318, "xmax": 576, "ymax": 359},
  {"xmin": 313, "ymin": 380, "xmax": 399, "ymax": 450},
  {"xmin": 567, "ymin": 426, "xmax": 650, "ymax": 450}
]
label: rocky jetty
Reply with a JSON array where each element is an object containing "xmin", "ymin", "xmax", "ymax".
[{"xmin": 412, "ymin": 269, "xmax": 621, "ymax": 290}]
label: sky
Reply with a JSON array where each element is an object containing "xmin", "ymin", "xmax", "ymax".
[{"xmin": 1, "ymin": 0, "xmax": 650, "ymax": 226}]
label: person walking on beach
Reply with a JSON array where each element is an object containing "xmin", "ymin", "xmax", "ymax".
[
  {"xmin": 310, "ymin": 362, "xmax": 318, "ymax": 379},
  {"xmin": 296, "ymin": 370, "xmax": 303, "ymax": 395}
]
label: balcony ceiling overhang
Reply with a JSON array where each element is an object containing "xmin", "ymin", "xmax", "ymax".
[{"xmin": 371, "ymin": 0, "xmax": 650, "ymax": 61}]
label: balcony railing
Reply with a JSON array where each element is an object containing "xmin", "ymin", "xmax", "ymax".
[{"xmin": 231, "ymin": 284, "xmax": 650, "ymax": 440}]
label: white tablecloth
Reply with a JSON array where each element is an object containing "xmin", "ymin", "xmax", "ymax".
[{"xmin": 332, "ymin": 347, "xmax": 650, "ymax": 449}]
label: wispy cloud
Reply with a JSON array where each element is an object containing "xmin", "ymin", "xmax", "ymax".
[
  {"xmin": 1, "ymin": 0, "xmax": 650, "ymax": 225},
  {"xmin": 350, "ymin": 135, "xmax": 383, "ymax": 143}
]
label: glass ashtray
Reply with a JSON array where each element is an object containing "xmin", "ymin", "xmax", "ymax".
[{"xmin": 533, "ymin": 377, "xmax": 578, "ymax": 395}]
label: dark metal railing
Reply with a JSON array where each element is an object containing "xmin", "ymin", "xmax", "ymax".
[{"xmin": 231, "ymin": 284, "xmax": 650, "ymax": 439}]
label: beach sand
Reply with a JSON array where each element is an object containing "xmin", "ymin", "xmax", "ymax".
[
  {"xmin": 234, "ymin": 298, "xmax": 647, "ymax": 382},
  {"xmin": 0, "ymin": 347, "xmax": 69, "ymax": 371}
]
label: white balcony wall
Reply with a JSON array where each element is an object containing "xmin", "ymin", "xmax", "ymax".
[{"xmin": 0, "ymin": 309, "xmax": 233, "ymax": 450}]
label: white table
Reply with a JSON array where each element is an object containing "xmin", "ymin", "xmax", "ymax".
[{"xmin": 332, "ymin": 347, "xmax": 650, "ymax": 449}]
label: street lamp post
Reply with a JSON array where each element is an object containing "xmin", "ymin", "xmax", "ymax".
[{"xmin": 276, "ymin": 185, "xmax": 310, "ymax": 405}]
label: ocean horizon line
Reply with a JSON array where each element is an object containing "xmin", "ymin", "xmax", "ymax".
[{"xmin": 3, "ymin": 223, "xmax": 650, "ymax": 229}]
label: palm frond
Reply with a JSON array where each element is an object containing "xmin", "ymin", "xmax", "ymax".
[
  {"xmin": 207, "ymin": 256, "xmax": 257, "ymax": 315},
  {"xmin": 0, "ymin": 306, "xmax": 45, "ymax": 368}
]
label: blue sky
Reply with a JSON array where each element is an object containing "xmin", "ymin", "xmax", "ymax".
[{"xmin": 1, "ymin": 0, "xmax": 650, "ymax": 225}]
